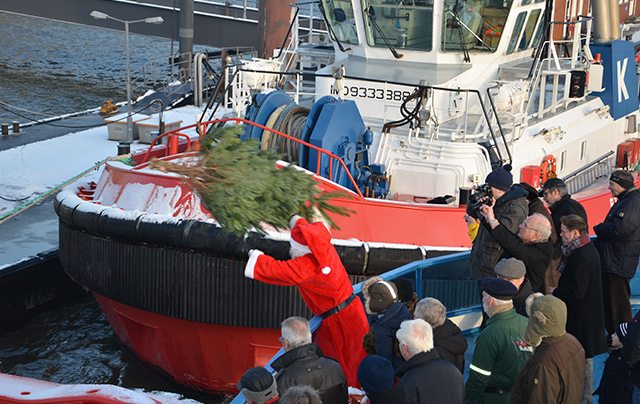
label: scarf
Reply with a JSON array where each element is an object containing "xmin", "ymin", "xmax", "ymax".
[{"xmin": 556, "ymin": 234, "xmax": 590, "ymax": 273}]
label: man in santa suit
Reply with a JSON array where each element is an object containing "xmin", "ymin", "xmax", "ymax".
[{"xmin": 244, "ymin": 215, "xmax": 369, "ymax": 387}]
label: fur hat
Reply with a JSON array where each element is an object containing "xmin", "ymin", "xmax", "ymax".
[
  {"xmin": 363, "ymin": 276, "xmax": 398, "ymax": 314},
  {"xmin": 524, "ymin": 294, "xmax": 567, "ymax": 347},
  {"xmin": 289, "ymin": 215, "xmax": 332, "ymax": 275},
  {"xmin": 610, "ymin": 170, "xmax": 635, "ymax": 189},
  {"xmin": 357, "ymin": 355, "xmax": 394, "ymax": 394},
  {"xmin": 485, "ymin": 164, "xmax": 513, "ymax": 192},
  {"xmin": 237, "ymin": 367, "xmax": 278, "ymax": 404},
  {"xmin": 481, "ymin": 277, "xmax": 517, "ymax": 300},
  {"xmin": 494, "ymin": 258, "xmax": 526, "ymax": 280}
]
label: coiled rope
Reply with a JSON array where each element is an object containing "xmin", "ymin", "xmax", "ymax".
[{"xmin": 261, "ymin": 103, "xmax": 310, "ymax": 162}]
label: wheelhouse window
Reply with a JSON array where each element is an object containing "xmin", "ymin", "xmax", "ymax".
[
  {"xmin": 321, "ymin": 0, "xmax": 360, "ymax": 44},
  {"xmin": 441, "ymin": 0, "xmax": 513, "ymax": 53},
  {"xmin": 361, "ymin": 0, "xmax": 434, "ymax": 51}
]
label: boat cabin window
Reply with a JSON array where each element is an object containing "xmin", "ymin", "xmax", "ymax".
[
  {"xmin": 507, "ymin": 9, "xmax": 543, "ymax": 54},
  {"xmin": 361, "ymin": 0, "xmax": 434, "ymax": 51},
  {"xmin": 506, "ymin": 11, "xmax": 527, "ymax": 54},
  {"xmin": 560, "ymin": 149, "xmax": 567, "ymax": 172},
  {"xmin": 580, "ymin": 140, "xmax": 587, "ymax": 161},
  {"xmin": 441, "ymin": 0, "xmax": 513, "ymax": 53},
  {"xmin": 321, "ymin": 0, "xmax": 360, "ymax": 44}
]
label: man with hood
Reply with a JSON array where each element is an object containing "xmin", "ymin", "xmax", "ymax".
[
  {"xmin": 362, "ymin": 276, "xmax": 413, "ymax": 369},
  {"xmin": 467, "ymin": 164, "xmax": 528, "ymax": 281},
  {"xmin": 594, "ymin": 170, "xmax": 640, "ymax": 335},
  {"xmin": 244, "ymin": 215, "xmax": 369, "ymax": 387},
  {"xmin": 512, "ymin": 294, "xmax": 586, "ymax": 403}
]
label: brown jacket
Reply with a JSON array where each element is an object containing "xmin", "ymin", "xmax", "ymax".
[{"xmin": 511, "ymin": 333, "xmax": 585, "ymax": 404}]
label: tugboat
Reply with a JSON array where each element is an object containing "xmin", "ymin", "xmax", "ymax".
[{"xmin": 56, "ymin": 0, "xmax": 640, "ymax": 394}]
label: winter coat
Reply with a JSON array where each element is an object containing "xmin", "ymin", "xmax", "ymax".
[
  {"xmin": 466, "ymin": 306, "xmax": 533, "ymax": 404},
  {"xmin": 594, "ymin": 187, "xmax": 640, "ymax": 279},
  {"xmin": 485, "ymin": 222, "xmax": 554, "ymax": 293},
  {"xmin": 468, "ymin": 185, "xmax": 529, "ymax": 280},
  {"xmin": 594, "ymin": 350, "xmax": 636, "ymax": 404},
  {"xmin": 511, "ymin": 334, "xmax": 586, "ymax": 404},
  {"xmin": 245, "ymin": 221, "xmax": 369, "ymax": 387},
  {"xmin": 512, "ymin": 278, "xmax": 533, "ymax": 317},
  {"xmin": 549, "ymin": 194, "xmax": 588, "ymax": 259},
  {"xmin": 272, "ymin": 344, "xmax": 348, "ymax": 404},
  {"xmin": 394, "ymin": 349, "xmax": 465, "ymax": 404},
  {"xmin": 620, "ymin": 310, "xmax": 640, "ymax": 387},
  {"xmin": 432, "ymin": 318, "xmax": 468, "ymax": 373},
  {"xmin": 366, "ymin": 387, "xmax": 412, "ymax": 404},
  {"xmin": 367, "ymin": 302, "xmax": 413, "ymax": 369},
  {"xmin": 552, "ymin": 242, "xmax": 607, "ymax": 358}
]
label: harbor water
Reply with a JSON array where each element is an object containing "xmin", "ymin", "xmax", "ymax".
[
  {"xmin": 0, "ymin": 11, "xmax": 225, "ymax": 401},
  {"xmin": 0, "ymin": 11, "xmax": 211, "ymax": 124}
]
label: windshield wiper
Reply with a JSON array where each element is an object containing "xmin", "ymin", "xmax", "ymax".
[{"xmin": 365, "ymin": 7, "xmax": 404, "ymax": 59}]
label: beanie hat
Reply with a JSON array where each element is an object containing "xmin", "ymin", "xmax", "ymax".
[
  {"xmin": 524, "ymin": 295, "xmax": 567, "ymax": 347},
  {"xmin": 494, "ymin": 258, "xmax": 526, "ymax": 280},
  {"xmin": 237, "ymin": 367, "xmax": 278, "ymax": 404},
  {"xmin": 362, "ymin": 276, "xmax": 398, "ymax": 314},
  {"xmin": 481, "ymin": 277, "xmax": 517, "ymax": 300},
  {"xmin": 357, "ymin": 355, "xmax": 394, "ymax": 393},
  {"xmin": 610, "ymin": 170, "xmax": 635, "ymax": 189},
  {"xmin": 289, "ymin": 215, "xmax": 333, "ymax": 275},
  {"xmin": 485, "ymin": 164, "xmax": 513, "ymax": 192},
  {"xmin": 391, "ymin": 278, "xmax": 414, "ymax": 303}
]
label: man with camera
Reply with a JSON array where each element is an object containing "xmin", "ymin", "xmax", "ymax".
[{"xmin": 466, "ymin": 164, "xmax": 528, "ymax": 282}]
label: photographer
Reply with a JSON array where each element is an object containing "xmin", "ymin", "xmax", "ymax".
[
  {"xmin": 467, "ymin": 164, "xmax": 528, "ymax": 282},
  {"xmin": 478, "ymin": 204, "xmax": 554, "ymax": 294}
]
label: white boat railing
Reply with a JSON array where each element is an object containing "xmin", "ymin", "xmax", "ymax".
[{"xmin": 524, "ymin": 16, "xmax": 594, "ymax": 120}]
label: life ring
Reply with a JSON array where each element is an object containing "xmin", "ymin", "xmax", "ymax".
[{"xmin": 540, "ymin": 155, "xmax": 557, "ymax": 184}]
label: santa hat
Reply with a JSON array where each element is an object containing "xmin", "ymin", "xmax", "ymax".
[{"xmin": 289, "ymin": 215, "xmax": 333, "ymax": 275}]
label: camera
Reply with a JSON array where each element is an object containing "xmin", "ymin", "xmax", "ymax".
[{"xmin": 469, "ymin": 183, "xmax": 493, "ymax": 211}]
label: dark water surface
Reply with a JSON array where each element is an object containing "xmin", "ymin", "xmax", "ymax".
[
  {"xmin": 0, "ymin": 293, "xmax": 228, "ymax": 403},
  {"xmin": 0, "ymin": 12, "xmax": 208, "ymax": 124}
]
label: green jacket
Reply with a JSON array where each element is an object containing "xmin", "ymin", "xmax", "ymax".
[{"xmin": 465, "ymin": 306, "xmax": 533, "ymax": 404}]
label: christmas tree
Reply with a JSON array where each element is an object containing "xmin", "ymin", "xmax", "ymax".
[{"xmin": 150, "ymin": 124, "xmax": 353, "ymax": 235}]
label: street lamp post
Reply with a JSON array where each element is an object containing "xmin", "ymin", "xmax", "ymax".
[{"xmin": 90, "ymin": 11, "xmax": 163, "ymax": 148}]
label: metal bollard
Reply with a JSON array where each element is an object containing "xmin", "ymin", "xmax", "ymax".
[
  {"xmin": 117, "ymin": 141, "xmax": 130, "ymax": 156},
  {"xmin": 12, "ymin": 122, "xmax": 19, "ymax": 134},
  {"xmin": 1, "ymin": 124, "xmax": 8, "ymax": 136}
]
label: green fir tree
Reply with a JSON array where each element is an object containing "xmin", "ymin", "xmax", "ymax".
[{"xmin": 150, "ymin": 124, "xmax": 353, "ymax": 235}]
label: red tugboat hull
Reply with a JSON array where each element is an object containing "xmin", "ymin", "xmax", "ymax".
[{"xmin": 94, "ymin": 293, "xmax": 281, "ymax": 394}]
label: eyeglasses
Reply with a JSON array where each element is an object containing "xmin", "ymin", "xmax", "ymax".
[
  {"xmin": 523, "ymin": 222, "xmax": 538, "ymax": 232},
  {"xmin": 279, "ymin": 337, "xmax": 286, "ymax": 345}
]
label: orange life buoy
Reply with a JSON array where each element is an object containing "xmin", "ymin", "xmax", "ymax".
[{"xmin": 540, "ymin": 155, "xmax": 557, "ymax": 184}]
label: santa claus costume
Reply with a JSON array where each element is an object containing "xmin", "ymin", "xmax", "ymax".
[{"xmin": 244, "ymin": 216, "xmax": 369, "ymax": 387}]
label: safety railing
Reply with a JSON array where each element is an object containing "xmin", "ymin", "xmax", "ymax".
[
  {"xmin": 229, "ymin": 249, "xmax": 477, "ymax": 404},
  {"xmin": 138, "ymin": 117, "xmax": 365, "ymax": 199}
]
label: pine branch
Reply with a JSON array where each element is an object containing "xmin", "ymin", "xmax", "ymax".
[{"xmin": 150, "ymin": 124, "xmax": 353, "ymax": 235}]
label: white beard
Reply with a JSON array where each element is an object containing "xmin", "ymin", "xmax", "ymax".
[{"xmin": 290, "ymin": 245, "xmax": 310, "ymax": 259}]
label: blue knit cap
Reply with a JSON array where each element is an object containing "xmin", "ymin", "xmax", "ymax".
[
  {"xmin": 357, "ymin": 355, "xmax": 394, "ymax": 393},
  {"xmin": 485, "ymin": 164, "xmax": 513, "ymax": 192}
]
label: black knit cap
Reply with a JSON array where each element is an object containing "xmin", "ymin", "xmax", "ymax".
[
  {"xmin": 481, "ymin": 277, "xmax": 518, "ymax": 300},
  {"xmin": 485, "ymin": 164, "xmax": 513, "ymax": 191},
  {"xmin": 610, "ymin": 170, "xmax": 634, "ymax": 189},
  {"xmin": 391, "ymin": 278, "xmax": 414, "ymax": 303}
]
